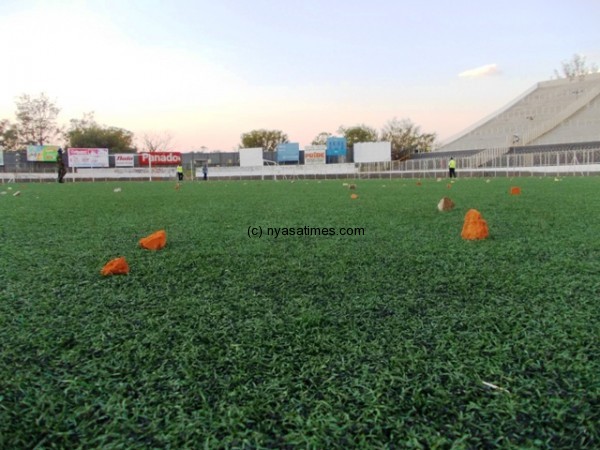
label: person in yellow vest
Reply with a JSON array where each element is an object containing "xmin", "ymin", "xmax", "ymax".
[
  {"xmin": 176, "ymin": 165, "xmax": 183, "ymax": 181},
  {"xmin": 448, "ymin": 157, "xmax": 457, "ymax": 178}
]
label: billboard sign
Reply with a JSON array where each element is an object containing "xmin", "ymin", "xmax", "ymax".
[
  {"xmin": 276, "ymin": 143, "xmax": 300, "ymax": 163},
  {"xmin": 114, "ymin": 153, "xmax": 135, "ymax": 167},
  {"xmin": 326, "ymin": 137, "xmax": 347, "ymax": 157},
  {"xmin": 67, "ymin": 148, "xmax": 109, "ymax": 168},
  {"xmin": 27, "ymin": 145, "xmax": 60, "ymax": 162},
  {"xmin": 304, "ymin": 145, "xmax": 326, "ymax": 164},
  {"xmin": 139, "ymin": 152, "xmax": 182, "ymax": 166}
]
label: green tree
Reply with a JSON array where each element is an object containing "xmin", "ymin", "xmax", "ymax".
[
  {"xmin": 311, "ymin": 131, "xmax": 332, "ymax": 145},
  {"xmin": 240, "ymin": 129, "xmax": 288, "ymax": 152},
  {"xmin": 15, "ymin": 92, "xmax": 62, "ymax": 146},
  {"xmin": 338, "ymin": 124, "xmax": 378, "ymax": 147},
  {"xmin": 555, "ymin": 54, "xmax": 599, "ymax": 81},
  {"xmin": 66, "ymin": 112, "xmax": 135, "ymax": 153},
  {"xmin": 0, "ymin": 119, "xmax": 20, "ymax": 150},
  {"xmin": 381, "ymin": 118, "xmax": 437, "ymax": 160}
]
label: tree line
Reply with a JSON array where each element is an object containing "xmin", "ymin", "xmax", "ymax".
[
  {"xmin": 0, "ymin": 95, "xmax": 181, "ymax": 153},
  {"xmin": 0, "ymin": 94, "xmax": 137, "ymax": 153},
  {"xmin": 0, "ymin": 94, "xmax": 437, "ymax": 160}
]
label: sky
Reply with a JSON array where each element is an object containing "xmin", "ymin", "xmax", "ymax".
[{"xmin": 1, "ymin": 0, "xmax": 599, "ymax": 152}]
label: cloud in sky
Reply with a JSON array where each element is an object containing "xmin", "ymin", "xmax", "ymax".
[{"xmin": 458, "ymin": 64, "xmax": 501, "ymax": 78}]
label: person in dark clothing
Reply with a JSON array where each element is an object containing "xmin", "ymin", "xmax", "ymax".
[
  {"xmin": 202, "ymin": 164, "xmax": 208, "ymax": 181},
  {"xmin": 57, "ymin": 148, "xmax": 67, "ymax": 183}
]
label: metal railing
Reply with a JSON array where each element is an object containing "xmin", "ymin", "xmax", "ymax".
[{"xmin": 355, "ymin": 148, "xmax": 600, "ymax": 179}]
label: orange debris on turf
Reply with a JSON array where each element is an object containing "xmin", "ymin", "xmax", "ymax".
[
  {"xmin": 447, "ymin": 183, "xmax": 452, "ymax": 189},
  {"xmin": 139, "ymin": 230, "xmax": 167, "ymax": 250},
  {"xmin": 351, "ymin": 193, "xmax": 359, "ymax": 199},
  {"xmin": 510, "ymin": 186, "xmax": 521, "ymax": 195},
  {"xmin": 461, "ymin": 209, "xmax": 489, "ymax": 240},
  {"xmin": 101, "ymin": 257, "xmax": 129, "ymax": 276}
]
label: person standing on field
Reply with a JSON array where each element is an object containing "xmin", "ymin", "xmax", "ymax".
[
  {"xmin": 57, "ymin": 148, "xmax": 67, "ymax": 183},
  {"xmin": 202, "ymin": 164, "xmax": 208, "ymax": 181},
  {"xmin": 448, "ymin": 157, "xmax": 457, "ymax": 178},
  {"xmin": 176, "ymin": 164, "xmax": 184, "ymax": 181}
]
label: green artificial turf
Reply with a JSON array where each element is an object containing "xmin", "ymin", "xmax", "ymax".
[{"xmin": 0, "ymin": 177, "xmax": 599, "ymax": 449}]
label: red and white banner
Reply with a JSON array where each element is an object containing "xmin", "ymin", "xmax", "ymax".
[
  {"xmin": 304, "ymin": 145, "xmax": 326, "ymax": 165},
  {"xmin": 67, "ymin": 148, "xmax": 109, "ymax": 168},
  {"xmin": 139, "ymin": 152, "xmax": 182, "ymax": 166},
  {"xmin": 114, "ymin": 153, "xmax": 135, "ymax": 167}
]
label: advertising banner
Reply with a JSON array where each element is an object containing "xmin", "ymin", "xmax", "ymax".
[
  {"xmin": 304, "ymin": 145, "xmax": 326, "ymax": 165},
  {"xmin": 114, "ymin": 153, "xmax": 135, "ymax": 167},
  {"xmin": 27, "ymin": 145, "xmax": 60, "ymax": 162},
  {"xmin": 0, "ymin": 148, "xmax": 4, "ymax": 166},
  {"xmin": 67, "ymin": 148, "xmax": 109, "ymax": 168},
  {"xmin": 276, "ymin": 143, "xmax": 300, "ymax": 163},
  {"xmin": 139, "ymin": 152, "xmax": 182, "ymax": 166},
  {"xmin": 326, "ymin": 137, "xmax": 347, "ymax": 157}
]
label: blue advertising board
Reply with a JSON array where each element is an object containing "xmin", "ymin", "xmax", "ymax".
[
  {"xmin": 326, "ymin": 137, "xmax": 347, "ymax": 157},
  {"xmin": 276, "ymin": 143, "xmax": 300, "ymax": 162}
]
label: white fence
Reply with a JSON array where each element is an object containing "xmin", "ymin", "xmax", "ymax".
[
  {"xmin": 0, "ymin": 167, "xmax": 176, "ymax": 182},
  {"xmin": 2, "ymin": 150, "xmax": 600, "ymax": 182},
  {"xmin": 198, "ymin": 163, "xmax": 357, "ymax": 180},
  {"xmin": 354, "ymin": 148, "xmax": 600, "ymax": 178}
]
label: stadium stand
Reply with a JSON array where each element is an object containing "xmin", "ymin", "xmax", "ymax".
[
  {"xmin": 436, "ymin": 72, "xmax": 600, "ymax": 153},
  {"xmin": 410, "ymin": 149, "xmax": 481, "ymax": 160},
  {"xmin": 509, "ymin": 141, "xmax": 600, "ymax": 155}
]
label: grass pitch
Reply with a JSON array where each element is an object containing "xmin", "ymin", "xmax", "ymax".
[{"xmin": 0, "ymin": 177, "xmax": 599, "ymax": 448}]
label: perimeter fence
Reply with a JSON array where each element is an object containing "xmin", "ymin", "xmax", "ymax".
[{"xmin": 2, "ymin": 148, "xmax": 600, "ymax": 182}]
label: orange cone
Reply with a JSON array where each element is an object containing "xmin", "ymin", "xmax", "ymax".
[
  {"xmin": 139, "ymin": 230, "xmax": 167, "ymax": 250},
  {"xmin": 510, "ymin": 187, "xmax": 521, "ymax": 195},
  {"xmin": 350, "ymin": 193, "xmax": 359, "ymax": 200},
  {"xmin": 461, "ymin": 209, "xmax": 489, "ymax": 240},
  {"xmin": 101, "ymin": 257, "xmax": 129, "ymax": 276}
]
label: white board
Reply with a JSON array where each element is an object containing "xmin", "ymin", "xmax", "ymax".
[
  {"xmin": 239, "ymin": 147, "xmax": 263, "ymax": 167},
  {"xmin": 114, "ymin": 153, "xmax": 135, "ymax": 167},
  {"xmin": 353, "ymin": 142, "xmax": 391, "ymax": 163},
  {"xmin": 67, "ymin": 148, "xmax": 110, "ymax": 168}
]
